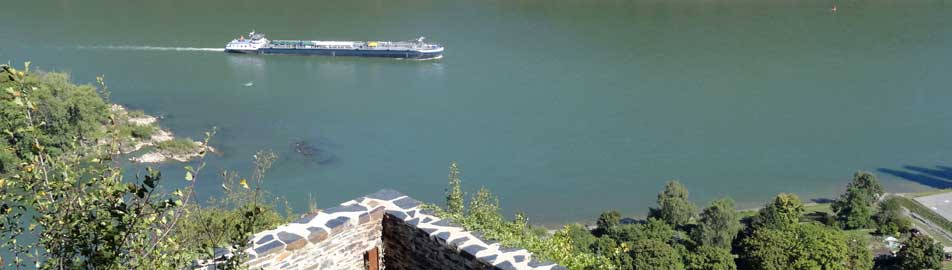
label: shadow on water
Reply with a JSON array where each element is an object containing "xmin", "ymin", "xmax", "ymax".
[
  {"xmin": 290, "ymin": 139, "xmax": 337, "ymax": 165},
  {"xmin": 878, "ymin": 165, "xmax": 952, "ymax": 189}
]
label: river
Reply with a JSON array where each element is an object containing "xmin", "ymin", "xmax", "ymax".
[{"xmin": 2, "ymin": 0, "xmax": 951, "ymax": 224}]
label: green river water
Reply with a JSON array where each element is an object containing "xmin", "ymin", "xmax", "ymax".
[{"xmin": 2, "ymin": 0, "xmax": 951, "ymax": 224}]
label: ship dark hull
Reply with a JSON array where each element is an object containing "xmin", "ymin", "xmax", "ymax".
[{"xmin": 227, "ymin": 48, "xmax": 442, "ymax": 59}]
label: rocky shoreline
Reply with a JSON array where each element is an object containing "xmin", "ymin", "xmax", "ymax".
[{"xmin": 110, "ymin": 104, "xmax": 213, "ymax": 163}]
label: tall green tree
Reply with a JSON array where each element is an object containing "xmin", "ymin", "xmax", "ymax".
[
  {"xmin": 445, "ymin": 161, "xmax": 464, "ymax": 215},
  {"xmin": 694, "ymin": 197, "xmax": 740, "ymax": 249},
  {"xmin": 831, "ymin": 172, "xmax": 883, "ymax": 230},
  {"xmin": 832, "ymin": 186, "xmax": 874, "ymax": 229},
  {"xmin": 651, "ymin": 180, "xmax": 697, "ymax": 228},
  {"xmin": 684, "ymin": 246, "xmax": 736, "ymax": 270},
  {"xmin": 595, "ymin": 210, "xmax": 621, "ymax": 237},
  {"xmin": 750, "ymin": 193, "xmax": 804, "ymax": 230},
  {"xmin": 630, "ymin": 239, "xmax": 684, "ymax": 270},
  {"xmin": 898, "ymin": 233, "xmax": 943, "ymax": 270},
  {"xmin": 739, "ymin": 223, "xmax": 849, "ymax": 270},
  {"xmin": 872, "ymin": 197, "xmax": 912, "ymax": 235},
  {"xmin": 848, "ymin": 171, "xmax": 884, "ymax": 201}
]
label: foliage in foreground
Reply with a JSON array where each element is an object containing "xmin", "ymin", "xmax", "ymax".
[
  {"xmin": 0, "ymin": 64, "xmax": 110, "ymax": 175},
  {"xmin": 432, "ymin": 162, "xmax": 614, "ymax": 270},
  {"xmin": 432, "ymin": 163, "xmax": 891, "ymax": 270},
  {"xmin": 0, "ymin": 64, "xmax": 286, "ymax": 269},
  {"xmin": 1, "ymin": 64, "xmax": 198, "ymax": 269},
  {"xmin": 176, "ymin": 151, "xmax": 292, "ymax": 268}
]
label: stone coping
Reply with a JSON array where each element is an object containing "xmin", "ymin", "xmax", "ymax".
[{"xmin": 244, "ymin": 189, "xmax": 565, "ymax": 270}]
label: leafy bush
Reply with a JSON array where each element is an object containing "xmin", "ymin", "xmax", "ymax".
[
  {"xmin": 176, "ymin": 152, "xmax": 291, "ymax": 264},
  {"xmin": 156, "ymin": 138, "xmax": 200, "ymax": 156},
  {"xmin": 0, "ymin": 64, "xmax": 276, "ymax": 270},
  {"xmin": 0, "ymin": 66, "xmax": 110, "ymax": 174},
  {"xmin": 898, "ymin": 233, "xmax": 943, "ymax": 270},
  {"xmin": 873, "ymin": 197, "xmax": 912, "ymax": 236},
  {"xmin": 429, "ymin": 163, "xmax": 615, "ymax": 270},
  {"xmin": 127, "ymin": 109, "xmax": 147, "ymax": 118},
  {"xmin": 120, "ymin": 123, "xmax": 158, "ymax": 139},
  {"xmin": 0, "ymin": 64, "xmax": 200, "ymax": 269}
]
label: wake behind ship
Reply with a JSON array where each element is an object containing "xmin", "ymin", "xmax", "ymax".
[{"xmin": 225, "ymin": 31, "xmax": 443, "ymax": 59}]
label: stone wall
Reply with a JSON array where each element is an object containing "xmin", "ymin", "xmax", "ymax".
[
  {"xmin": 194, "ymin": 189, "xmax": 564, "ymax": 270},
  {"xmin": 382, "ymin": 214, "xmax": 496, "ymax": 269}
]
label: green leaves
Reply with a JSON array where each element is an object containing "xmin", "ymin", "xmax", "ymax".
[
  {"xmin": 445, "ymin": 161, "xmax": 464, "ymax": 215},
  {"xmin": 751, "ymin": 193, "xmax": 804, "ymax": 231},
  {"xmin": 629, "ymin": 239, "xmax": 683, "ymax": 270},
  {"xmin": 184, "ymin": 165, "xmax": 194, "ymax": 182},
  {"xmin": 873, "ymin": 198, "xmax": 912, "ymax": 235},
  {"xmin": 832, "ymin": 172, "xmax": 884, "ymax": 230},
  {"xmin": 695, "ymin": 198, "xmax": 740, "ymax": 249},
  {"xmin": 898, "ymin": 233, "xmax": 943, "ymax": 270},
  {"xmin": 651, "ymin": 180, "xmax": 697, "ymax": 228}
]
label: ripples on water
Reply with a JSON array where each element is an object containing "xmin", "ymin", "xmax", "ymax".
[{"xmin": 74, "ymin": 45, "xmax": 225, "ymax": 52}]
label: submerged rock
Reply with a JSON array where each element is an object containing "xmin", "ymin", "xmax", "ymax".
[{"xmin": 291, "ymin": 140, "xmax": 336, "ymax": 165}]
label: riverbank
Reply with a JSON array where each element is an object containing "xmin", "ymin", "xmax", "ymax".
[{"xmin": 109, "ymin": 104, "xmax": 212, "ymax": 163}]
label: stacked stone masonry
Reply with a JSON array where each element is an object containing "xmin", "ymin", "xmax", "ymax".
[{"xmin": 194, "ymin": 189, "xmax": 565, "ymax": 270}]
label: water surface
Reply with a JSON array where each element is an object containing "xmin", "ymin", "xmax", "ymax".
[{"xmin": 2, "ymin": 0, "xmax": 951, "ymax": 224}]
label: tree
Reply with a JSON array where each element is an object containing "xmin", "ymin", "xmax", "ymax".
[
  {"xmin": 832, "ymin": 186, "xmax": 874, "ymax": 229},
  {"xmin": 609, "ymin": 218, "xmax": 676, "ymax": 245},
  {"xmin": 0, "ymin": 70, "xmax": 110, "ymax": 174},
  {"xmin": 694, "ymin": 197, "xmax": 741, "ymax": 249},
  {"xmin": 591, "ymin": 236, "xmax": 617, "ymax": 256},
  {"xmin": 0, "ymin": 65, "xmax": 279, "ymax": 269},
  {"xmin": 445, "ymin": 161, "xmax": 464, "ymax": 215},
  {"xmin": 750, "ymin": 193, "xmax": 804, "ymax": 230},
  {"xmin": 595, "ymin": 210, "xmax": 621, "ymax": 237},
  {"xmin": 831, "ymin": 172, "xmax": 884, "ymax": 230},
  {"xmin": 846, "ymin": 235, "xmax": 873, "ymax": 270},
  {"xmin": 630, "ymin": 239, "xmax": 683, "ymax": 270},
  {"xmin": 873, "ymin": 197, "xmax": 912, "ymax": 235},
  {"xmin": 849, "ymin": 171, "xmax": 884, "ymax": 201},
  {"xmin": 791, "ymin": 223, "xmax": 849, "ymax": 270},
  {"xmin": 651, "ymin": 180, "xmax": 697, "ymax": 228},
  {"xmin": 685, "ymin": 246, "xmax": 736, "ymax": 270},
  {"xmin": 739, "ymin": 223, "xmax": 849, "ymax": 270},
  {"xmin": 563, "ymin": 223, "xmax": 598, "ymax": 253},
  {"xmin": 738, "ymin": 227, "xmax": 793, "ymax": 270},
  {"xmin": 898, "ymin": 233, "xmax": 943, "ymax": 270},
  {"xmin": 0, "ymin": 65, "xmax": 199, "ymax": 269}
]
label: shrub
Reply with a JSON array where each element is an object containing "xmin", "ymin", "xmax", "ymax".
[
  {"xmin": 156, "ymin": 138, "xmax": 200, "ymax": 156},
  {"xmin": 121, "ymin": 124, "xmax": 158, "ymax": 139}
]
